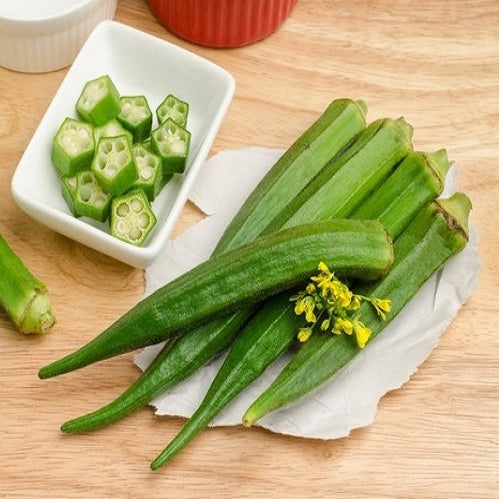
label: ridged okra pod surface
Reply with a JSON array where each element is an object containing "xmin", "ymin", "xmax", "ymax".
[
  {"xmin": 270, "ymin": 116, "xmax": 414, "ymax": 231},
  {"xmin": 215, "ymin": 98, "xmax": 367, "ymax": 253},
  {"xmin": 147, "ymin": 146, "xmax": 452, "ymax": 468},
  {"xmin": 242, "ymin": 193, "xmax": 471, "ymax": 426},
  {"xmin": 39, "ymin": 219, "xmax": 393, "ymax": 379},
  {"xmin": 60, "ymin": 144, "xmax": 449, "ymax": 435}
]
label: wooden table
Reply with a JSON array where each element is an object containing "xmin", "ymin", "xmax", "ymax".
[{"xmin": 1, "ymin": 1, "xmax": 497, "ymax": 497}]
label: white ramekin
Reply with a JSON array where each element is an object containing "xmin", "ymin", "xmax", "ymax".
[{"xmin": 0, "ymin": 0, "xmax": 117, "ymax": 73}]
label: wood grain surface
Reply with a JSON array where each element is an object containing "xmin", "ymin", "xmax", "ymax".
[{"xmin": 1, "ymin": 1, "xmax": 497, "ymax": 497}]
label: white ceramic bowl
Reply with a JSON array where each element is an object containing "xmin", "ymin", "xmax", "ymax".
[
  {"xmin": 0, "ymin": 0, "xmax": 117, "ymax": 73},
  {"xmin": 11, "ymin": 21, "xmax": 235, "ymax": 268}
]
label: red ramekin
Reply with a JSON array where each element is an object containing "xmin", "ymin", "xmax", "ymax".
[{"xmin": 146, "ymin": 0, "xmax": 298, "ymax": 48}]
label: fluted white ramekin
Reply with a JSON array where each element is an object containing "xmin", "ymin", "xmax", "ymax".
[{"xmin": 0, "ymin": 0, "xmax": 117, "ymax": 73}]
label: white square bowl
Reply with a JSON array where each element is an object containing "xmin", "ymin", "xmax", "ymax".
[{"xmin": 11, "ymin": 20, "xmax": 235, "ymax": 268}]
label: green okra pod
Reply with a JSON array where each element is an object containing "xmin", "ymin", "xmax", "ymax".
[
  {"xmin": 147, "ymin": 149, "xmax": 451, "ymax": 469},
  {"xmin": 39, "ymin": 219, "xmax": 393, "ymax": 379},
  {"xmin": 216, "ymin": 98, "xmax": 368, "ymax": 252},
  {"xmin": 60, "ymin": 115, "xmax": 426, "ymax": 435},
  {"xmin": 242, "ymin": 192, "xmax": 471, "ymax": 427}
]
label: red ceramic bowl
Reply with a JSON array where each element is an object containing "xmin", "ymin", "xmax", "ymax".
[{"xmin": 147, "ymin": 0, "xmax": 298, "ymax": 48}]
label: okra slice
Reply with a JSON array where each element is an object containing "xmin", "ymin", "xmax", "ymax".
[
  {"xmin": 91, "ymin": 135, "xmax": 138, "ymax": 196},
  {"xmin": 60, "ymin": 176, "xmax": 78, "ymax": 216},
  {"xmin": 156, "ymin": 94, "xmax": 189, "ymax": 128},
  {"xmin": 151, "ymin": 118, "xmax": 191, "ymax": 175},
  {"xmin": 110, "ymin": 189, "xmax": 157, "ymax": 246},
  {"xmin": 94, "ymin": 119, "xmax": 133, "ymax": 145},
  {"xmin": 51, "ymin": 118, "xmax": 95, "ymax": 176},
  {"xmin": 74, "ymin": 171, "xmax": 111, "ymax": 222},
  {"xmin": 117, "ymin": 95, "xmax": 153, "ymax": 142},
  {"xmin": 131, "ymin": 144, "xmax": 164, "ymax": 201},
  {"xmin": 76, "ymin": 75, "xmax": 121, "ymax": 126}
]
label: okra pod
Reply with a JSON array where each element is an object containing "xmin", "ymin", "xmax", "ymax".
[
  {"xmin": 39, "ymin": 219, "xmax": 393, "ymax": 379},
  {"xmin": 242, "ymin": 192, "xmax": 471, "ymax": 427},
  {"xmin": 60, "ymin": 114, "xmax": 423, "ymax": 434},
  {"xmin": 148, "ymin": 149, "xmax": 450, "ymax": 469}
]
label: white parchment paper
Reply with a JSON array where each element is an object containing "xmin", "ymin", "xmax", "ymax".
[{"xmin": 136, "ymin": 147, "xmax": 480, "ymax": 440}]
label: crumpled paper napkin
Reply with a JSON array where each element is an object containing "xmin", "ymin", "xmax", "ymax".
[{"xmin": 135, "ymin": 147, "xmax": 480, "ymax": 440}]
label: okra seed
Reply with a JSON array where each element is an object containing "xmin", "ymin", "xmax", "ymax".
[
  {"xmin": 79, "ymin": 185, "xmax": 92, "ymax": 202},
  {"xmin": 139, "ymin": 213, "xmax": 150, "ymax": 228},
  {"xmin": 114, "ymin": 141, "xmax": 126, "ymax": 153},
  {"xmin": 96, "ymin": 157, "xmax": 107, "ymax": 170},
  {"xmin": 131, "ymin": 199, "xmax": 143, "ymax": 212},
  {"xmin": 170, "ymin": 139, "xmax": 186, "ymax": 155},
  {"xmin": 116, "ymin": 202, "xmax": 129, "ymax": 217},
  {"xmin": 117, "ymin": 151, "xmax": 128, "ymax": 166},
  {"xmin": 116, "ymin": 220, "xmax": 129, "ymax": 234},
  {"xmin": 93, "ymin": 194, "xmax": 107, "ymax": 208},
  {"xmin": 140, "ymin": 166, "xmax": 153, "ymax": 181},
  {"xmin": 129, "ymin": 227, "xmax": 142, "ymax": 241},
  {"xmin": 80, "ymin": 172, "xmax": 93, "ymax": 184},
  {"xmin": 105, "ymin": 164, "xmax": 118, "ymax": 176}
]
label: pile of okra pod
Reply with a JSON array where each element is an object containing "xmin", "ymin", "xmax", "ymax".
[{"xmin": 39, "ymin": 98, "xmax": 471, "ymax": 470}]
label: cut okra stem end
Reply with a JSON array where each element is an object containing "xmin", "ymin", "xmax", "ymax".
[
  {"xmin": 111, "ymin": 190, "xmax": 157, "ymax": 246},
  {"xmin": 20, "ymin": 288, "xmax": 56, "ymax": 335}
]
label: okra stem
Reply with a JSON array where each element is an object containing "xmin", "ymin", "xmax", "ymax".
[
  {"xmin": 0, "ymin": 233, "xmax": 56, "ymax": 335},
  {"xmin": 242, "ymin": 193, "xmax": 471, "ymax": 427}
]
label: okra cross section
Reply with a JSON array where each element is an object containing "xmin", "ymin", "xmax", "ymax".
[
  {"xmin": 94, "ymin": 119, "xmax": 133, "ymax": 145},
  {"xmin": 91, "ymin": 135, "xmax": 138, "ymax": 196},
  {"xmin": 151, "ymin": 118, "xmax": 191, "ymax": 175},
  {"xmin": 74, "ymin": 171, "xmax": 112, "ymax": 222},
  {"xmin": 118, "ymin": 96, "xmax": 153, "ymax": 142},
  {"xmin": 76, "ymin": 74, "xmax": 121, "ymax": 126},
  {"xmin": 110, "ymin": 189, "xmax": 157, "ymax": 246},
  {"xmin": 52, "ymin": 118, "xmax": 95, "ymax": 177},
  {"xmin": 132, "ymin": 143, "xmax": 164, "ymax": 201},
  {"xmin": 156, "ymin": 94, "xmax": 189, "ymax": 128}
]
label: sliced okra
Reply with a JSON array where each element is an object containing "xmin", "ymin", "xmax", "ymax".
[
  {"xmin": 110, "ymin": 189, "xmax": 157, "ymax": 246},
  {"xmin": 52, "ymin": 118, "xmax": 95, "ymax": 176},
  {"xmin": 131, "ymin": 144, "xmax": 164, "ymax": 201},
  {"xmin": 74, "ymin": 171, "xmax": 111, "ymax": 222},
  {"xmin": 117, "ymin": 96, "xmax": 153, "ymax": 143},
  {"xmin": 76, "ymin": 75, "xmax": 121, "ymax": 126},
  {"xmin": 91, "ymin": 135, "xmax": 138, "ymax": 196},
  {"xmin": 151, "ymin": 118, "xmax": 191, "ymax": 175},
  {"xmin": 156, "ymin": 94, "xmax": 189, "ymax": 128},
  {"xmin": 60, "ymin": 176, "xmax": 78, "ymax": 216},
  {"xmin": 94, "ymin": 119, "xmax": 133, "ymax": 145}
]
